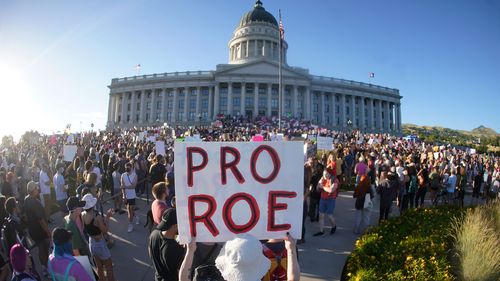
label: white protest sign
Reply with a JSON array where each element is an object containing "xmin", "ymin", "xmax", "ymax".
[
  {"xmin": 63, "ymin": 145, "xmax": 77, "ymax": 162},
  {"xmin": 155, "ymin": 141, "xmax": 166, "ymax": 156},
  {"xmin": 368, "ymin": 138, "xmax": 374, "ymax": 145},
  {"xmin": 270, "ymin": 133, "xmax": 284, "ymax": 142},
  {"xmin": 174, "ymin": 142, "xmax": 304, "ymax": 243},
  {"xmin": 185, "ymin": 136, "xmax": 202, "ymax": 142},
  {"xmin": 469, "ymin": 148, "xmax": 476, "ymax": 155},
  {"xmin": 66, "ymin": 134, "xmax": 74, "ymax": 144},
  {"xmin": 316, "ymin": 136, "xmax": 333, "ymax": 151},
  {"xmin": 74, "ymin": 256, "xmax": 96, "ymax": 281}
]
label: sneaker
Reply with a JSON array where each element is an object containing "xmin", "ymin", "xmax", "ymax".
[
  {"xmin": 330, "ymin": 226, "xmax": 337, "ymax": 235},
  {"xmin": 127, "ymin": 223, "xmax": 133, "ymax": 233},
  {"xmin": 135, "ymin": 215, "xmax": 140, "ymax": 225},
  {"xmin": 313, "ymin": 231, "xmax": 325, "ymax": 237}
]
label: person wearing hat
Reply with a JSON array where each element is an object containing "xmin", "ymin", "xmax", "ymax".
[
  {"xmin": 81, "ymin": 193, "xmax": 115, "ymax": 281},
  {"xmin": 313, "ymin": 166, "xmax": 339, "ymax": 237},
  {"xmin": 63, "ymin": 196, "xmax": 89, "ymax": 256},
  {"xmin": 9, "ymin": 244, "xmax": 37, "ymax": 281},
  {"xmin": 148, "ymin": 208, "xmax": 185, "ymax": 281},
  {"xmin": 48, "ymin": 228, "xmax": 93, "ymax": 281},
  {"xmin": 24, "ymin": 180, "xmax": 51, "ymax": 277}
]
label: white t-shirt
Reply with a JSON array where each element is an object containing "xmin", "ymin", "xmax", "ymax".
[
  {"xmin": 92, "ymin": 166, "xmax": 102, "ymax": 186},
  {"xmin": 39, "ymin": 171, "xmax": 51, "ymax": 195},
  {"xmin": 53, "ymin": 173, "xmax": 67, "ymax": 201},
  {"xmin": 121, "ymin": 172, "xmax": 136, "ymax": 200}
]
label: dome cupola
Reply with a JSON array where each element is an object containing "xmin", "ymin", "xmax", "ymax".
[{"xmin": 228, "ymin": 1, "xmax": 288, "ymax": 65}]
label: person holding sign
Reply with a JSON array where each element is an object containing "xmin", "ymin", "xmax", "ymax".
[{"xmin": 313, "ymin": 167, "xmax": 339, "ymax": 237}]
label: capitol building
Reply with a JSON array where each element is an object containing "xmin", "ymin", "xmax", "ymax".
[{"xmin": 107, "ymin": 1, "xmax": 402, "ymax": 132}]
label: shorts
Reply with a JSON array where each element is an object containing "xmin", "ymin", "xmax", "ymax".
[
  {"xmin": 89, "ymin": 237, "xmax": 111, "ymax": 261},
  {"xmin": 319, "ymin": 198, "xmax": 336, "ymax": 215},
  {"xmin": 125, "ymin": 198, "xmax": 136, "ymax": 206}
]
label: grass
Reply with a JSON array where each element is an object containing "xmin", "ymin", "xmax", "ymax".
[{"xmin": 451, "ymin": 202, "xmax": 500, "ymax": 281}]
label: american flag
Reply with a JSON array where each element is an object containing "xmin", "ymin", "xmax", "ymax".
[
  {"xmin": 279, "ymin": 10, "xmax": 284, "ymax": 42},
  {"xmin": 369, "ymin": 72, "xmax": 375, "ymax": 78},
  {"xmin": 135, "ymin": 64, "xmax": 141, "ymax": 70}
]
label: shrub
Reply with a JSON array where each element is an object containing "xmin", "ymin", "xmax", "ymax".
[
  {"xmin": 451, "ymin": 202, "xmax": 500, "ymax": 281},
  {"xmin": 345, "ymin": 206, "xmax": 465, "ymax": 280}
]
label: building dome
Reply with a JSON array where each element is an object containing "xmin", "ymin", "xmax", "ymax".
[{"xmin": 239, "ymin": 1, "xmax": 278, "ymax": 28}]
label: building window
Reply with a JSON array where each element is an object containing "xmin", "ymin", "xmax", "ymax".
[
  {"xmin": 135, "ymin": 114, "xmax": 139, "ymax": 122},
  {"xmin": 201, "ymin": 88, "xmax": 209, "ymax": 95},
  {"xmin": 271, "ymin": 98, "xmax": 278, "ymax": 108},
  {"xmin": 126, "ymin": 115, "xmax": 130, "ymax": 122},
  {"xmin": 189, "ymin": 112, "xmax": 195, "ymax": 121},
  {"xmin": 167, "ymin": 100, "xmax": 173, "ymax": 109},
  {"xmin": 220, "ymin": 97, "xmax": 227, "ymax": 107},
  {"xmin": 166, "ymin": 112, "xmax": 172, "ymax": 121},
  {"xmin": 137, "ymin": 92, "xmax": 141, "ymax": 99},
  {"xmin": 157, "ymin": 101, "xmax": 161, "ymax": 110},
  {"xmin": 285, "ymin": 99, "xmax": 291, "ymax": 109},
  {"xmin": 272, "ymin": 88, "xmax": 278, "ymax": 96},
  {"xmin": 179, "ymin": 90, "xmax": 185, "ymax": 97},
  {"xmin": 178, "ymin": 100, "xmax": 184, "ymax": 109},
  {"xmin": 147, "ymin": 92, "xmax": 151, "ymax": 98},
  {"xmin": 117, "ymin": 115, "xmax": 121, "ymax": 122},
  {"xmin": 202, "ymin": 99, "xmax": 208, "ymax": 108},
  {"xmin": 220, "ymin": 88, "xmax": 228, "ymax": 95},
  {"xmin": 259, "ymin": 97, "xmax": 266, "ymax": 107},
  {"xmin": 168, "ymin": 91, "xmax": 174, "ymax": 97},
  {"xmin": 191, "ymin": 89, "xmax": 197, "ymax": 96},
  {"xmin": 233, "ymin": 97, "xmax": 240, "ymax": 107},
  {"xmin": 202, "ymin": 111, "xmax": 208, "ymax": 120},
  {"xmin": 190, "ymin": 99, "xmax": 196, "ymax": 109},
  {"xmin": 346, "ymin": 106, "xmax": 350, "ymax": 115},
  {"xmin": 325, "ymin": 104, "xmax": 329, "ymax": 113},
  {"xmin": 246, "ymin": 87, "xmax": 253, "ymax": 94},
  {"xmin": 155, "ymin": 112, "xmax": 161, "ymax": 121},
  {"xmin": 313, "ymin": 103, "xmax": 318, "ymax": 112},
  {"xmin": 146, "ymin": 102, "xmax": 151, "ymax": 111},
  {"xmin": 245, "ymin": 97, "xmax": 253, "ymax": 107},
  {"xmin": 298, "ymin": 100, "xmax": 303, "ymax": 110},
  {"xmin": 127, "ymin": 103, "xmax": 131, "ymax": 111},
  {"xmin": 145, "ymin": 113, "xmax": 150, "ymax": 121},
  {"xmin": 136, "ymin": 103, "xmax": 140, "ymax": 111},
  {"xmin": 259, "ymin": 87, "xmax": 266, "ymax": 95}
]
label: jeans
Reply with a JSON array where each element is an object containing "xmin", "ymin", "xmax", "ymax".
[
  {"xmin": 354, "ymin": 208, "xmax": 371, "ymax": 234},
  {"xmin": 407, "ymin": 192, "xmax": 416, "ymax": 208},
  {"xmin": 415, "ymin": 188, "xmax": 427, "ymax": 207}
]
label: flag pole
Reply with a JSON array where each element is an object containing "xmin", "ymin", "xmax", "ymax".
[{"xmin": 278, "ymin": 10, "xmax": 283, "ymax": 131}]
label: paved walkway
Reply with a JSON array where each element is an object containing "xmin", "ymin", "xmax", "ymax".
[{"xmin": 46, "ymin": 189, "xmax": 480, "ymax": 281}]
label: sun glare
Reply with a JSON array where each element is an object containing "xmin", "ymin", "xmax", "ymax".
[{"xmin": 0, "ymin": 64, "xmax": 52, "ymax": 141}]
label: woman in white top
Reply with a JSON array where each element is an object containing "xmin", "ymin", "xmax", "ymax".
[{"xmin": 121, "ymin": 162, "xmax": 138, "ymax": 233}]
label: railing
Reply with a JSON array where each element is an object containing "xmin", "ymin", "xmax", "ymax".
[
  {"xmin": 311, "ymin": 75, "xmax": 398, "ymax": 93},
  {"xmin": 112, "ymin": 71, "xmax": 214, "ymax": 83}
]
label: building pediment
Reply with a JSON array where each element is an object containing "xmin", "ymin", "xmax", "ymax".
[{"xmin": 215, "ymin": 59, "xmax": 310, "ymax": 80}]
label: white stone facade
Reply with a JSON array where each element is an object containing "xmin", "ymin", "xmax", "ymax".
[{"xmin": 107, "ymin": 1, "xmax": 402, "ymax": 132}]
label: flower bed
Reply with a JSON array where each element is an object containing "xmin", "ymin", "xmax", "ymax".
[{"xmin": 344, "ymin": 206, "xmax": 466, "ymax": 281}]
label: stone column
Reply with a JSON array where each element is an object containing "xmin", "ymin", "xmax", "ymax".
[
  {"xmin": 293, "ymin": 85, "xmax": 298, "ymax": 118},
  {"xmin": 397, "ymin": 103, "xmax": 402, "ymax": 132},
  {"xmin": 253, "ymin": 83, "xmax": 259, "ymax": 117},
  {"xmin": 383, "ymin": 101, "xmax": 390, "ymax": 132},
  {"xmin": 377, "ymin": 99, "xmax": 382, "ymax": 131},
  {"xmin": 319, "ymin": 91, "xmax": 325, "ymax": 125},
  {"xmin": 208, "ymin": 86, "xmax": 214, "ymax": 120},
  {"xmin": 183, "ymin": 87, "xmax": 189, "ymax": 121},
  {"xmin": 113, "ymin": 94, "xmax": 120, "ymax": 123},
  {"xmin": 340, "ymin": 94, "xmax": 346, "ymax": 127},
  {"xmin": 240, "ymin": 83, "xmax": 245, "ymax": 116},
  {"xmin": 360, "ymin": 97, "xmax": 365, "ymax": 131},
  {"xmin": 172, "ymin": 88, "xmax": 178, "ymax": 122},
  {"xmin": 267, "ymin": 84, "xmax": 272, "ymax": 117},
  {"xmin": 138, "ymin": 91, "xmax": 145, "ymax": 124},
  {"xmin": 367, "ymin": 98, "xmax": 374, "ymax": 131},
  {"xmin": 305, "ymin": 87, "xmax": 311, "ymax": 120},
  {"xmin": 350, "ymin": 95, "xmax": 356, "ymax": 128},
  {"xmin": 213, "ymin": 84, "xmax": 220, "ymax": 117},
  {"xmin": 151, "ymin": 89, "xmax": 157, "ymax": 124},
  {"xmin": 195, "ymin": 86, "xmax": 201, "ymax": 119},
  {"xmin": 161, "ymin": 88, "xmax": 167, "ymax": 121},
  {"xmin": 120, "ymin": 93, "xmax": 127, "ymax": 125},
  {"xmin": 130, "ymin": 92, "xmax": 136, "ymax": 124},
  {"xmin": 227, "ymin": 83, "xmax": 233, "ymax": 116}
]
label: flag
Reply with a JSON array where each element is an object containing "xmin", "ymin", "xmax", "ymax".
[
  {"xmin": 279, "ymin": 10, "xmax": 284, "ymax": 43},
  {"xmin": 369, "ymin": 72, "xmax": 375, "ymax": 78},
  {"xmin": 135, "ymin": 64, "xmax": 141, "ymax": 70}
]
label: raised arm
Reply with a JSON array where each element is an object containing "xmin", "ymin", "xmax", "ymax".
[
  {"xmin": 285, "ymin": 233, "xmax": 300, "ymax": 281},
  {"xmin": 179, "ymin": 238, "xmax": 197, "ymax": 281}
]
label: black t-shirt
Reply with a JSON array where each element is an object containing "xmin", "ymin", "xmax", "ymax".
[
  {"xmin": 23, "ymin": 196, "xmax": 48, "ymax": 242},
  {"xmin": 150, "ymin": 164, "xmax": 167, "ymax": 186},
  {"xmin": 148, "ymin": 230, "xmax": 185, "ymax": 281}
]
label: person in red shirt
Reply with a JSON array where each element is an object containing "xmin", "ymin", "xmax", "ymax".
[{"xmin": 313, "ymin": 167, "xmax": 339, "ymax": 237}]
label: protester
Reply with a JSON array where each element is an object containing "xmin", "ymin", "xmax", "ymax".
[
  {"xmin": 121, "ymin": 162, "xmax": 138, "ymax": 233},
  {"xmin": 38, "ymin": 164, "xmax": 52, "ymax": 223},
  {"xmin": 353, "ymin": 174, "xmax": 374, "ymax": 234},
  {"xmin": 151, "ymin": 182, "xmax": 169, "ymax": 225},
  {"xmin": 47, "ymin": 228, "xmax": 94, "ymax": 281},
  {"xmin": 63, "ymin": 196, "xmax": 90, "ymax": 256},
  {"xmin": 149, "ymin": 208, "xmax": 185, "ymax": 281},
  {"xmin": 53, "ymin": 163, "xmax": 68, "ymax": 214},
  {"xmin": 23, "ymin": 181, "xmax": 51, "ymax": 277},
  {"xmin": 313, "ymin": 167, "xmax": 338, "ymax": 237},
  {"xmin": 81, "ymin": 193, "xmax": 115, "ymax": 281},
  {"xmin": 9, "ymin": 244, "xmax": 37, "ymax": 281}
]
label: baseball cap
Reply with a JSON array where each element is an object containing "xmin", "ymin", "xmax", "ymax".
[
  {"xmin": 52, "ymin": 228, "xmax": 72, "ymax": 246},
  {"xmin": 157, "ymin": 208, "xmax": 177, "ymax": 231},
  {"xmin": 66, "ymin": 196, "xmax": 86, "ymax": 212}
]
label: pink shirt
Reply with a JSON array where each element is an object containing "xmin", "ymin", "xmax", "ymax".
[
  {"xmin": 151, "ymin": 200, "xmax": 168, "ymax": 225},
  {"xmin": 48, "ymin": 255, "xmax": 93, "ymax": 281},
  {"xmin": 355, "ymin": 162, "xmax": 368, "ymax": 176}
]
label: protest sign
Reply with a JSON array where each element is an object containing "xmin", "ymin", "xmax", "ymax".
[
  {"xmin": 74, "ymin": 256, "xmax": 96, "ymax": 281},
  {"xmin": 63, "ymin": 145, "xmax": 77, "ymax": 162},
  {"xmin": 174, "ymin": 141, "xmax": 304, "ymax": 243},
  {"xmin": 270, "ymin": 133, "xmax": 284, "ymax": 142},
  {"xmin": 155, "ymin": 141, "xmax": 166, "ymax": 156},
  {"xmin": 316, "ymin": 136, "xmax": 333, "ymax": 151}
]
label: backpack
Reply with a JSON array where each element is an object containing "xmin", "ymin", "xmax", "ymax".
[
  {"xmin": 262, "ymin": 243, "xmax": 287, "ymax": 281},
  {"xmin": 193, "ymin": 265, "xmax": 224, "ymax": 281},
  {"xmin": 11, "ymin": 272, "xmax": 37, "ymax": 281},
  {"xmin": 48, "ymin": 258, "xmax": 77, "ymax": 281}
]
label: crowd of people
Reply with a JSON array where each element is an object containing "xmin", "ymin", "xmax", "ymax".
[{"xmin": 0, "ymin": 115, "xmax": 498, "ymax": 280}]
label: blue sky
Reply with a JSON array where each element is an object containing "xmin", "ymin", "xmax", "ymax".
[{"xmin": 0, "ymin": 0, "xmax": 499, "ymax": 139}]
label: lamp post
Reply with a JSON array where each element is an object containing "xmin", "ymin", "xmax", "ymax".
[{"xmin": 347, "ymin": 119, "xmax": 353, "ymax": 133}]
